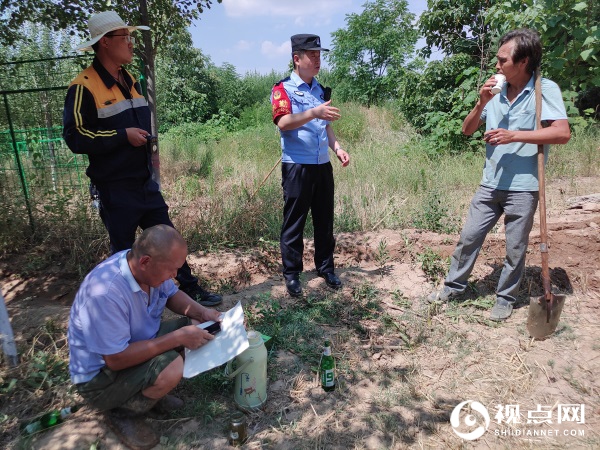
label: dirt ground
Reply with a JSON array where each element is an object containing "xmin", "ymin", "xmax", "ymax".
[{"xmin": 2, "ymin": 176, "xmax": 599, "ymax": 449}]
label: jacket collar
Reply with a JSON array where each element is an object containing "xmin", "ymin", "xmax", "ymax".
[{"xmin": 93, "ymin": 56, "xmax": 133, "ymax": 90}]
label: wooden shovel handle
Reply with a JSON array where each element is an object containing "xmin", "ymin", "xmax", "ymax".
[{"xmin": 535, "ymin": 69, "xmax": 552, "ymax": 300}]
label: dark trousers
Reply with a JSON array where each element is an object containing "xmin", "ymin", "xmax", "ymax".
[
  {"xmin": 280, "ymin": 162, "xmax": 335, "ymax": 280},
  {"xmin": 96, "ymin": 180, "xmax": 198, "ymax": 289}
]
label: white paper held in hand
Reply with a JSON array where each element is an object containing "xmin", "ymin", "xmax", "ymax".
[{"xmin": 183, "ymin": 301, "xmax": 249, "ymax": 378}]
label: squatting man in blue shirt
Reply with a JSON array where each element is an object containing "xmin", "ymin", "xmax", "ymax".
[
  {"xmin": 428, "ymin": 28, "xmax": 570, "ymax": 321},
  {"xmin": 271, "ymin": 34, "xmax": 350, "ymax": 298},
  {"xmin": 68, "ymin": 225, "xmax": 222, "ymax": 449}
]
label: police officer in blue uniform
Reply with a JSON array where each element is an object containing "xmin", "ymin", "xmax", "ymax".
[{"xmin": 271, "ymin": 34, "xmax": 350, "ymax": 297}]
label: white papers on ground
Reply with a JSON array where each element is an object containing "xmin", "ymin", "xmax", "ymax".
[{"xmin": 183, "ymin": 301, "xmax": 249, "ymax": 378}]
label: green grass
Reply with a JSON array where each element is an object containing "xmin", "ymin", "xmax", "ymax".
[
  {"xmin": 1, "ymin": 104, "xmax": 598, "ymax": 279},
  {"xmin": 155, "ymin": 106, "xmax": 484, "ymax": 253},
  {"xmin": 156, "ymin": 105, "xmax": 600, "ymax": 257},
  {"xmin": 417, "ymin": 247, "xmax": 450, "ymax": 282}
]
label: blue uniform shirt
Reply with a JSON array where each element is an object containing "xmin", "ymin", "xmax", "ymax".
[
  {"xmin": 480, "ymin": 76, "xmax": 567, "ymax": 191},
  {"xmin": 68, "ymin": 250, "xmax": 178, "ymax": 384},
  {"xmin": 271, "ymin": 72, "xmax": 331, "ymax": 164}
]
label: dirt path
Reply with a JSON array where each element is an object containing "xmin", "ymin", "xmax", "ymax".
[{"xmin": 2, "ymin": 177, "xmax": 599, "ymax": 449}]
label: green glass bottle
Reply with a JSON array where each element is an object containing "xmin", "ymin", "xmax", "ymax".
[
  {"xmin": 22, "ymin": 405, "xmax": 79, "ymax": 435},
  {"xmin": 320, "ymin": 340, "xmax": 335, "ymax": 392}
]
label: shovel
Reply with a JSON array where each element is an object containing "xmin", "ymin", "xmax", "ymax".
[{"xmin": 526, "ymin": 68, "xmax": 565, "ymax": 339}]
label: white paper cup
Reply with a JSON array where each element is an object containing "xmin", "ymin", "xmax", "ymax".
[{"xmin": 491, "ymin": 74, "xmax": 506, "ymax": 95}]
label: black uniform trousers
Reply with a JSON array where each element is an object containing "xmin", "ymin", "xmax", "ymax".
[
  {"xmin": 96, "ymin": 179, "xmax": 198, "ymax": 289},
  {"xmin": 280, "ymin": 162, "xmax": 335, "ymax": 281}
]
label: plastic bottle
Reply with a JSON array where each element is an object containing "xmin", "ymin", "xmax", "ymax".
[
  {"xmin": 22, "ymin": 405, "xmax": 79, "ymax": 435},
  {"xmin": 320, "ymin": 340, "xmax": 335, "ymax": 392}
]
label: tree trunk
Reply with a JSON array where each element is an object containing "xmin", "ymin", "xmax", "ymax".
[{"xmin": 139, "ymin": 0, "xmax": 161, "ymax": 188}]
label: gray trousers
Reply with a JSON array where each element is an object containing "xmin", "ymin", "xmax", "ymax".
[{"xmin": 445, "ymin": 186, "xmax": 538, "ymax": 304}]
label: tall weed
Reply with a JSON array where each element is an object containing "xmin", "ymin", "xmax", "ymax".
[
  {"xmin": 157, "ymin": 113, "xmax": 598, "ymax": 252},
  {"xmin": 411, "ymin": 190, "xmax": 460, "ymax": 234},
  {"xmin": 3, "ymin": 105, "xmax": 597, "ymax": 276},
  {"xmin": 546, "ymin": 127, "xmax": 600, "ymax": 179},
  {"xmin": 334, "ymin": 102, "xmax": 367, "ymax": 145}
]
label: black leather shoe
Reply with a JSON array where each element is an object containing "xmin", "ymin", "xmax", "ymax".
[
  {"xmin": 181, "ymin": 284, "xmax": 223, "ymax": 307},
  {"xmin": 285, "ymin": 278, "xmax": 302, "ymax": 297},
  {"xmin": 319, "ymin": 272, "xmax": 342, "ymax": 289}
]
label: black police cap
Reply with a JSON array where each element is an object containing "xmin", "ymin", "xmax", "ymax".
[{"xmin": 291, "ymin": 34, "xmax": 329, "ymax": 52}]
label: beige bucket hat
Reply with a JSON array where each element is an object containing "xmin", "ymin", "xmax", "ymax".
[{"xmin": 75, "ymin": 11, "xmax": 150, "ymax": 52}]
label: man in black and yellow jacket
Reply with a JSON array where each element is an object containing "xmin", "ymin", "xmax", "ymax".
[{"xmin": 63, "ymin": 11, "xmax": 221, "ymax": 307}]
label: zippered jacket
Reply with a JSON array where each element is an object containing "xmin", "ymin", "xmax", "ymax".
[{"xmin": 63, "ymin": 57, "xmax": 152, "ymax": 186}]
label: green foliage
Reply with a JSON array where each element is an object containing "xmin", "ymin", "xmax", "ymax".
[
  {"xmin": 418, "ymin": 0, "xmax": 498, "ymax": 59},
  {"xmin": 546, "ymin": 126, "xmax": 600, "ymax": 179},
  {"xmin": 177, "ymin": 370, "xmax": 230, "ymax": 423},
  {"xmin": 155, "ymin": 30, "xmax": 218, "ymax": 131},
  {"xmin": 156, "ymin": 34, "xmax": 284, "ymax": 133},
  {"xmin": 412, "ymin": 190, "xmax": 459, "ymax": 234},
  {"xmin": 211, "ymin": 63, "xmax": 244, "ymax": 116},
  {"xmin": 332, "ymin": 102, "xmax": 367, "ymax": 145},
  {"xmin": 0, "ymin": 1, "xmax": 224, "ymax": 146},
  {"xmin": 245, "ymin": 288, "xmax": 381, "ymax": 361},
  {"xmin": 336, "ymin": 195, "xmax": 362, "ymax": 233},
  {"xmin": 244, "ymin": 293, "xmax": 325, "ymax": 362},
  {"xmin": 0, "ymin": 26, "xmax": 85, "ymax": 135},
  {"xmin": 412, "ymin": 0, "xmax": 599, "ymax": 152},
  {"xmin": 237, "ymin": 101, "xmax": 272, "ymax": 130},
  {"xmin": 240, "ymin": 70, "xmax": 285, "ymax": 104},
  {"xmin": 0, "ymin": 1, "xmax": 222, "ymax": 49},
  {"xmin": 24, "ymin": 351, "xmax": 69, "ymax": 390},
  {"xmin": 374, "ymin": 238, "xmax": 391, "ymax": 275},
  {"xmin": 351, "ymin": 282, "xmax": 381, "ymax": 318},
  {"xmin": 486, "ymin": 0, "xmax": 599, "ymax": 95},
  {"xmin": 327, "ymin": 0, "xmax": 418, "ymax": 106},
  {"xmin": 417, "ymin": 247, "xmax": 449, "ymax": 282},
  {"xmin": 161, "ymin": 110, "xmax": 238, "ymax": 147},
  {"xmin": 396, "ymin": 54, "xmax": 482, "ymax": 153}
]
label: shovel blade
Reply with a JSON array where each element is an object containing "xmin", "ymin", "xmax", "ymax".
[{"xmin": 526, "ymin": 294, "xmax": 566, "ymax": 339}]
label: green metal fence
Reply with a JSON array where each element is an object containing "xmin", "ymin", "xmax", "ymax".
[{"xmin": 0, "ymin": 55, "xmax": 93, "ymax": 232}]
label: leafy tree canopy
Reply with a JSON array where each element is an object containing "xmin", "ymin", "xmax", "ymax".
[
  {"xmin": 0, "ymin": 0, "xmax": 221, "ymax": 57},
  {"xmin": 398, "ymin": 0, "xmax": 598, "ymax": 153},
  {"xmin": 155, "ymin": 29, "xmax": 218, "ymax": 131},
  {"xmin": 486, "ymin": 0, "xmax": 599, "ymax": 96},
  {"xmin": 418, "ymin": 0, "xmax": 499, "ymax": 60},
  {"xmin": 326, "ymin": 0, "xmax": 418, "ymax": 107}
]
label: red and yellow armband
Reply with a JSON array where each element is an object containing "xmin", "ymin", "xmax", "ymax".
[{"xmin": 272, "ymin": 82, "xmax": 291, "ymax": 122}]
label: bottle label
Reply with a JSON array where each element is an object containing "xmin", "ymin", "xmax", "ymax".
[
  {"xmin": 323, "ymin": 347, "xmax": 331, "ymax": 356},
  {"xmin": 24, "ymin": 421, "xmax": 42, "ymax": 434},
  {"xmin": 322, "ymin": 369, "xmax": 334, "ymax": 386},
  {"xmin": 60, "ymin": 407, "xmax": 71, "ymax": 419},
  {"xmin": 230, "ymin": 431, "xmax": 239, "ymax": 439}
]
